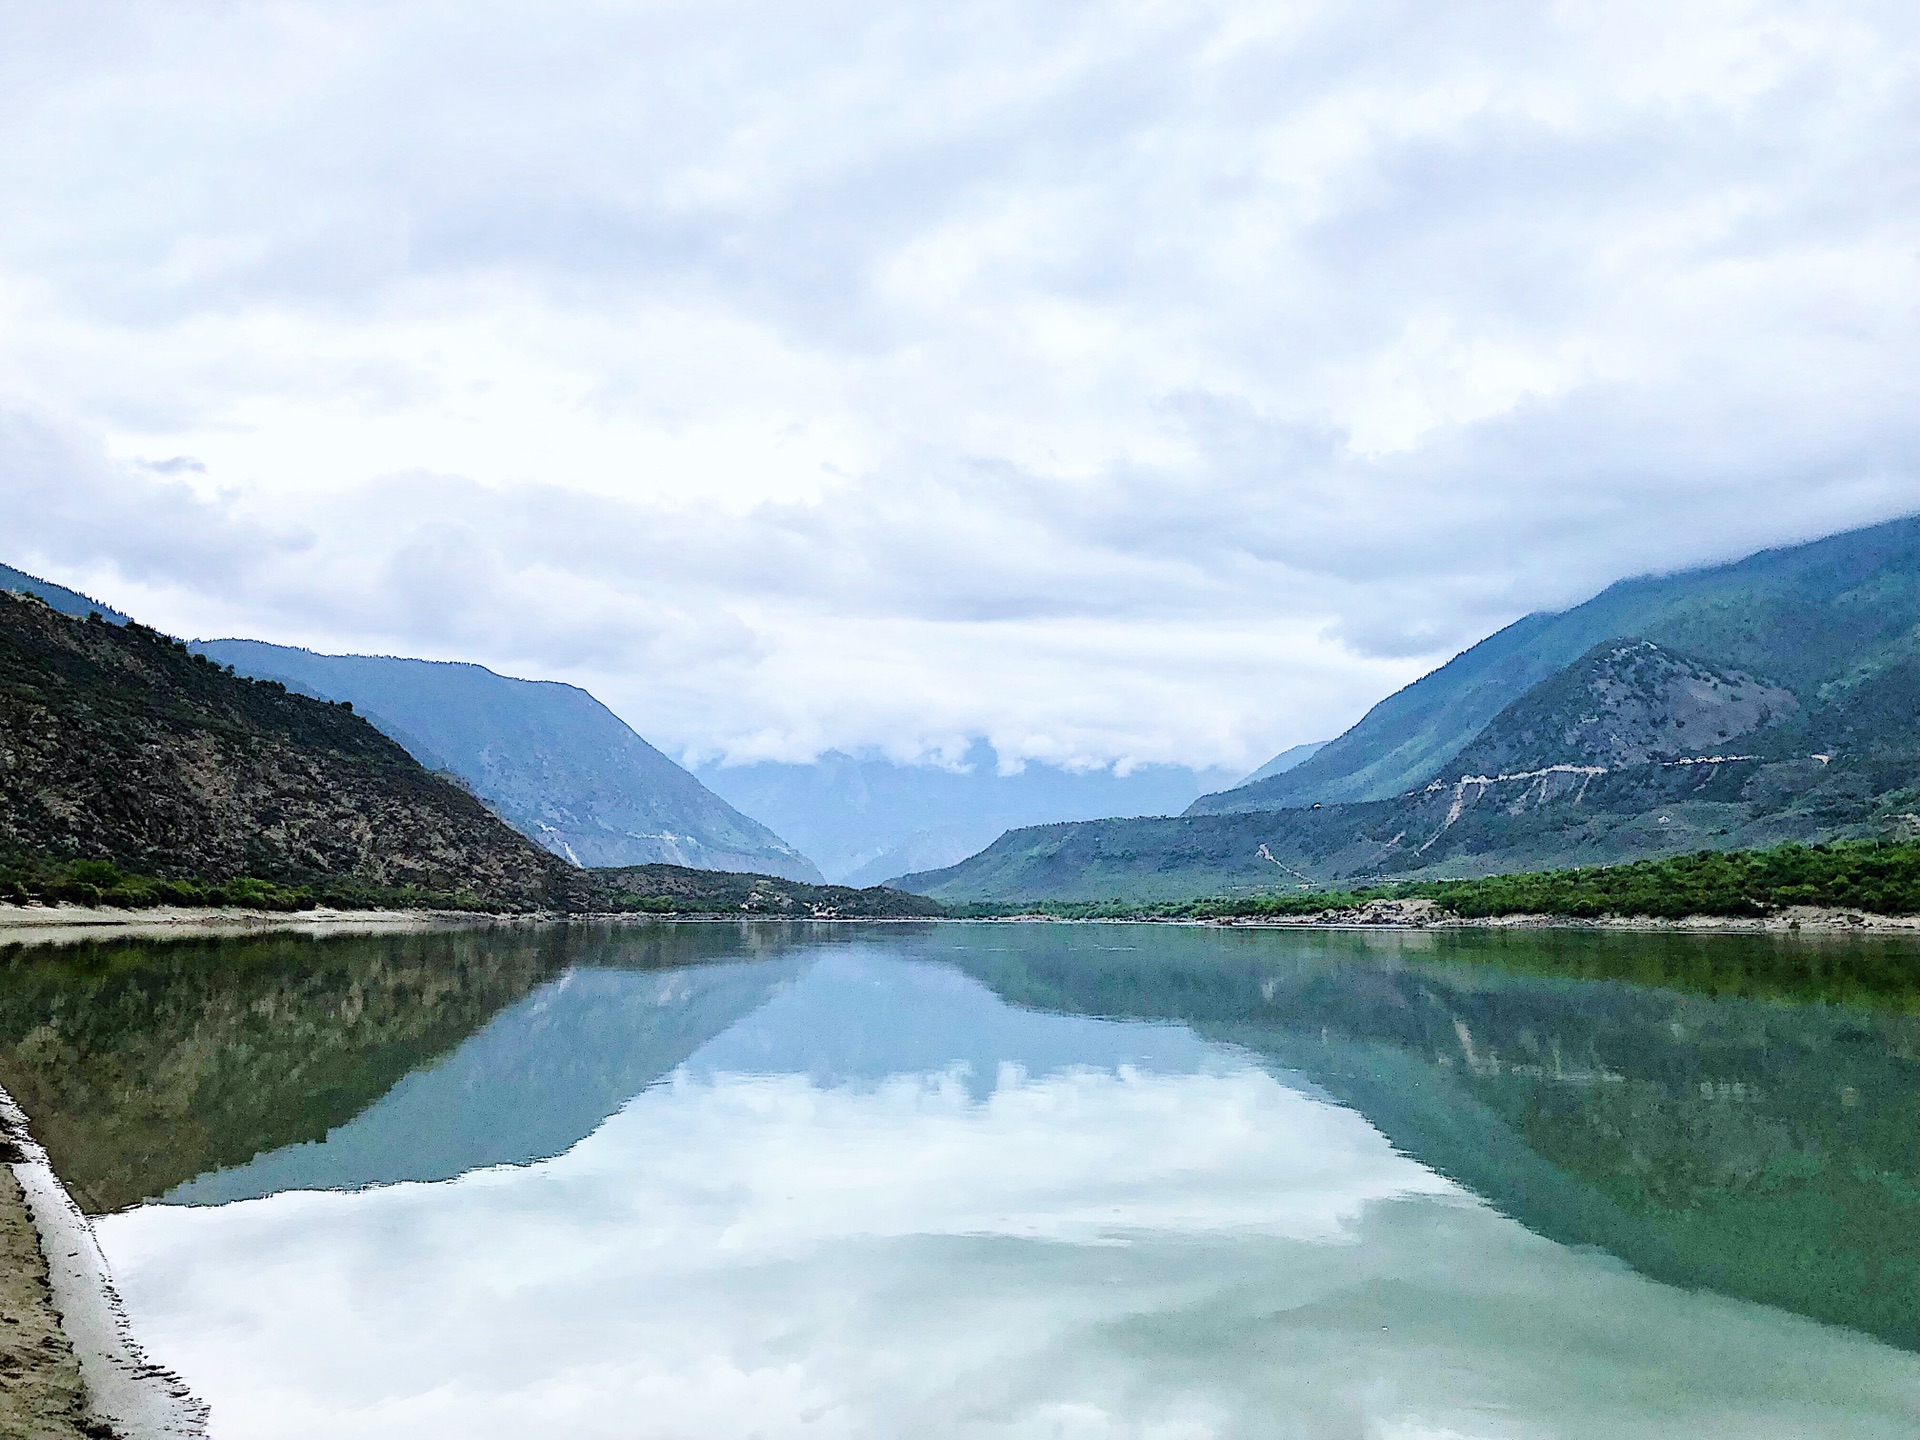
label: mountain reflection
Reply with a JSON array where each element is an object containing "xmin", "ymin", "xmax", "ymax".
[
  {"xmin": 1, "ymin": 920, "xmax": 1913, "ymax": 1353},
  {"xmin": 0, "ymin": 922, "xmax": 863, "ymax": 1212},
  {"xmin": 942, "ymin": 925, "xmax": 1920, "ymax": 1350}
]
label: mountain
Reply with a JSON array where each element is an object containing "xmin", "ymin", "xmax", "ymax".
[
  {"xmin": 1193, "ymin": 514, "xmax": 1920, "ymax": 814},
  {"xmin": 1443, "ymin": 640, "xmax": 1798, "ymax": 775},
  {"xmin": 195, "ymin": 638, "xmax": 822, "ymax": 882},
  {"xmin": 905, "ymin": 517, "xmax": 1920, "ymax": 903},
  {"xmin": 0, "ymin": 562, "xmax": 130, "ymax": 624},
  {"xmin": 0, "ymin": 593, "xmax": 565, "ymax": 906},
  {"xmin": 694, "ymin": 741, "xmax": 1241, "ymax": 883},
  {"xmin": 1233, "ymin": 740, "xmax": 1326, "ymax": 788},
  {"xmin": 900, "ymin": 745, "xmax": 1910, "ymax": 904},
  {"xmin": 839, "ymin": 825, "xmax": 994, "ymax": 888}
]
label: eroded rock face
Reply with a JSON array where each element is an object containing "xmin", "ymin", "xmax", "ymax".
[{"xmin": 1447, "ymin": 640, "xmax": 1799, "ymax": 777}]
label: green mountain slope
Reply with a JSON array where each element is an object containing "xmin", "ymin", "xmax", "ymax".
[
  {"xmin": 904, "ymin": 540, "xmax": 1920, "ymax": 903},
  {"xmin": 1445, "ymin": 640, "xmax": 1798, "ymax": 775},
  {"xmin": 905, "ymin": 718, "xmax": 1914, "ymax": 904},
  {"xmin": 0, "ymin": 593, "xmax": 565, "ymax": 906},
  {"xmin": 1233, "ymin": 739, "xmax": 1326, "ymax": 787},
  {"xmin": 194, "ymin": 639, "xmax": 822, "ymax": 882},
  {"xmin": 1196, "ymin": 514, "xmax": 1920, "ymax": 814}
]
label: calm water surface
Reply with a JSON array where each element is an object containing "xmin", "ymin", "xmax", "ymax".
[{"xmin": 1, "ymin": 921, "xmax": 1915, "ymax": 1438}]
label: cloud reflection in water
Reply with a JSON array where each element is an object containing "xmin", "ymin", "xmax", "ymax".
[{"xmin": 95, "ymin": 956, "xmax": 1919, "ymax": 1439}]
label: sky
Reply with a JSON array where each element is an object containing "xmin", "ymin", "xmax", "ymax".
[{"xmin": 2, "ymin": 0, "xmax": 1914, "ymax": 772}]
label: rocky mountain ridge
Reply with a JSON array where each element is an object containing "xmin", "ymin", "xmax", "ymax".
[{"xmin": 0, "ymin": 592, "xmax": 564, "ymax": 907}]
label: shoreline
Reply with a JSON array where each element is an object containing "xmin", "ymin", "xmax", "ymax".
[
  {"xmin": 0, "ymin": 902, "xmax": 525, "ymax": 946},
  {"xmin": 0, "ymin": 1086, "xmax": 207, "ymax": 1439},
  {"xmin": 2, "ymin": 899, "xmax": 1918, "ymax": 941},
  {"xmin": 1196, "ymin": 899, "xmax": 1920, "ymax": 934}
]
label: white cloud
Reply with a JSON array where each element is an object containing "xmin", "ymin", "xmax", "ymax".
[{"xmin": 0, "ymin": 0, "xmax": 1914, "ymax": 766}]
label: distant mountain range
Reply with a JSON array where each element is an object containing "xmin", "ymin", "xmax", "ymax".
[
  {"xmin": 195, "ymin": 639, "xmax": 822, "ymax": 882},
  {"xmin": 0, "ymin": 562, "xmax": 129, "ymax": 625},
  {"xmin": 693, "ymin": 741, "xmax": 1243, "ymax": 884},
  {"xmin": 905, "ymin": 515, "xmax": 1920, "ymax": 902},
  {"xmin": 0, "ymin": 564, "xmax": 823, "ymax": 882},
  {"xmin": 11, "ymin": 513, "xmax": 1914, "ymax": 912},
  {"xmin": 0, "ymin": 576, "xmax": 931, "ymax": 916}
]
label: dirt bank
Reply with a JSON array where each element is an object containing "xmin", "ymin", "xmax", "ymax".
[
  {"xmin": 0, "ymin": 1091, "xmax": 206, "ymax": 1438},
  {"xmin": 0, "ymin": 1164, "xmax": 95, "ymax": 1440}
]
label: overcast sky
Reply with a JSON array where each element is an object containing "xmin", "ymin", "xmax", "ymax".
[{"xmin": 2, "ymin": 1, "xmax": 1914, "ymax": 770}]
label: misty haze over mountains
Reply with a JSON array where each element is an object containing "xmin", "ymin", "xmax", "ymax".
[{"xmin": 694, "ymin": 744, "xmax": 1247, "ymax": 885}]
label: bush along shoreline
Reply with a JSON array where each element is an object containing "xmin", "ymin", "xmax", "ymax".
[
  {"xmin": 8, "ymin": 840, "xmax": 1917, "ymax": 928},
  {"xmin": 0, "ymin": 855, "xmax": 498, "ymax": 914},
  {"xmin": 0, "ymin": 853, "xmax": 940, "ymax": 920},
  {"xmin": 950, "ymin": 840, "xmax": 1920, "ymax": 923}
]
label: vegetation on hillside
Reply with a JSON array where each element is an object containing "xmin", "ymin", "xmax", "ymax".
[
  {"xmin": 0, "ymin": 853, "xmax": 499, "ymax": 913},
  {"xmin": 0, "ymin": 592, "xmax": 567, "ymax": 906},
  {"xmin": 194, "ymin": 637, "xmax": 824, "ymax": 881},
  {"xmin": 0, "ymin": 850, "xmax": 939, "ymax": 919},
  {"xmin": 951, "ymin": 840, "xmax": 1920, "ymax": 923}
]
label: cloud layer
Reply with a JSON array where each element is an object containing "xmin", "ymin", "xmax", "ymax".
[{"xmin": 2, "ymin": 0, "xmax": 1914, "ymax": 766}]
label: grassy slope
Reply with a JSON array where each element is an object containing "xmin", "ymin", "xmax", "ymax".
[
  {"xmin": 0, "ymin": 594, "xmax": 939, "ymax": 918},
  {"xmin": 905, "ymin": 753, "xmax": 1910, "ymax": 902},
  {"xmin": 912, "ymin": 616, "xmax": 1918, "ymax": 905},
  {"xmin": 1198, "ymin": 513, "xmax": 1919, "ymax": 813}
]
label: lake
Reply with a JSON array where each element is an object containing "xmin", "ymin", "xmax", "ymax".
[{"xmin": 1, "ymin": 921, "xmax": 1916, "ymax": 1438}]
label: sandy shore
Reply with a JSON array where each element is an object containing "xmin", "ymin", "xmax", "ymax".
[
  {"xmin": 0, "ymin": 1088, "xmax": 207, "ymax": 1439},
  {"xmin": 4, "ymin": 899, "xmax": 1918, "ymax": 941},
  {"xmin": 0, "ymin": 901, "xmax": 521, "ymax": 946}
]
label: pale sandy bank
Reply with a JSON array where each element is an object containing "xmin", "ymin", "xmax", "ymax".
[
  {"xmin": 0, "ymin": 1089, "xmax": 207, "ymax": 1438},
  {"xmin": 0, "ymin": 902, "xmax": 516, "ymax": 946}
]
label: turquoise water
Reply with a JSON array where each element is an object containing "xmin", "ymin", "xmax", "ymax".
[{"xmin": 3, "ymin": 922, "xmax": 1915, "ymax": 1437}]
